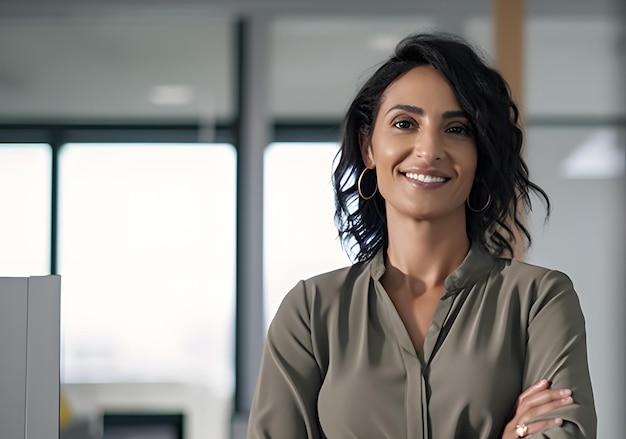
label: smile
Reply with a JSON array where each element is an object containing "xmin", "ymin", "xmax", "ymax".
[{"xmin": 404, "ymin": 172, "xmax": 449, "ymax": 183}]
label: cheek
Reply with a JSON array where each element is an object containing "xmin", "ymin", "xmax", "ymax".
[
  {"xmin": 461, "ymin": 146, "xmax": 478, "ymax": 174},
  {"xmin": 370, "ymin": 138, "xmax": 412, "ymax": 176},
  {"xmin": 467, "ymin": 157, "xmax": 478, "ymax": 180},
  {"xmin": 374, "ymin": 146, "xmax": 404, "ymax": 184},
  {"xmin": 455, "ymin": 148, "xmax": 478, "ymax": 190}
]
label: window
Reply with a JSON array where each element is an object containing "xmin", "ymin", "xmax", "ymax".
[
  {"xmin": 58, "ymin": 143, "xmax": 236, "ymax": 437},
  {"xmin": 0, "ymin": 144, "xmax": 51, "ymax": 275}
]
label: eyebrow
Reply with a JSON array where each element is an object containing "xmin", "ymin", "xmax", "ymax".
[{"xmin": 386, "ymin": 104, "xmax": 468, "ymax": 119}]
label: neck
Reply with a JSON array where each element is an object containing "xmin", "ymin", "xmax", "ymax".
[{"xmin": 384, "ymin": 211, "xmax": 470, "ymax": 290}]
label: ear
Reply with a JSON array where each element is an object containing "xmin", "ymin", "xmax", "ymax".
[{"xmin": 359, "ymin": 128, "xmax": 375, "ymax": 169}]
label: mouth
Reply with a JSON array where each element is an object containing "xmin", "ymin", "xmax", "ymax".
[{"xmin": 403, "ymin": 172, "xmax": 450, "ymax": 184}]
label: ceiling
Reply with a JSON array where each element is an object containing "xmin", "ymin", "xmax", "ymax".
[{"xmin": 0, "ymin": 0, "xmax": 623, "ymax": 124}]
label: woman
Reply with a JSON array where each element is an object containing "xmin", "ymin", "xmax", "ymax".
[{"xmin": 247, "ymin": 32, "xmax": 596, "ymax": 438}]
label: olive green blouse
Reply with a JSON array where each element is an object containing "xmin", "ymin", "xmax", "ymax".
[{"xmin": 247, "ymin": 244, "xmax": 596, "ymax": 438}]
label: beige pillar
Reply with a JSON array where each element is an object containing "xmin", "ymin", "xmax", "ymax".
[
  {"xmin": 493, "ymin": 0, "xmax": 526, "ymax": 259},
  {"xmin": 494, "ymin": 0, "xmax": 525, "ymax": 109}
]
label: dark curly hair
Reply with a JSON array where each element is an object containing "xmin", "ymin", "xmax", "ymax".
[{"xmin": 333, "ymin": 32, "xmax": 550, "ymax": 262}]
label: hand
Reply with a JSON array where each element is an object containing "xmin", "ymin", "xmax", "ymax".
[{"xmin": 502, "ymin": 379, "xmax": 573, "ymax": 438}]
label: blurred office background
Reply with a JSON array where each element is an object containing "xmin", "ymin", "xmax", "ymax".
[{"xmin": 0, "ymin": 0, "xmax": 623, "ymax": 438}]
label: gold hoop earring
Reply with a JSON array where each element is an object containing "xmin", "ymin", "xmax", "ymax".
[
  {"xmin": 466, "ymin": 180, "xmax": 492, "ymax": 213},
  {"xmin": 357, "ymin": 167, "xmax": 378, "ymax": 200}
]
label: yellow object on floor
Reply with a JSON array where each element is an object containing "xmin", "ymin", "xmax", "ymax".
[{"xmin": 60, "ymin": 393, "xmax": 72, "ymax": 429}]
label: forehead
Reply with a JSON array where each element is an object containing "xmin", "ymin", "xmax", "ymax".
[{"xmin": 379, "ymin": 65, "xmax": 461, "ymax": 111}]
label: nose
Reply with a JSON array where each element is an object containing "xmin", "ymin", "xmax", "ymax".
[{"xmin": 414, "ymin": 128, "xmax": 444, "ymax": 163}]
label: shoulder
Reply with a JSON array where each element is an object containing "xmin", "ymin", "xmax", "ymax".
[
  {"xmin": 276, "ymin": 261, "xmax": 370, "ymax": 315},
  {"xmin": 496, "ymin": 258, "xmax": 581, "ymax": 320},
  {"xmin": 304, "ymin": 262, "xmax": 370, "ymax": 294},
  {"xmin": 497, "ymin": 258, "xmax": 574, "ymax": 292}
]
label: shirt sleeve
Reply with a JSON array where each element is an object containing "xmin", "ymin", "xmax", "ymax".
[
  {"xmin": 523, "ymin": 270, "xmax": 597, "ymax": 438},
  {"xmin": 247, "ymin": 280, "xmax": 324, "ymax": 439}
]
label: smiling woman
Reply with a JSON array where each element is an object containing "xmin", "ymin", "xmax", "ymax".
[{"xmin": 247, "ymin": 32, "xmax": 597, "ymax": 439}]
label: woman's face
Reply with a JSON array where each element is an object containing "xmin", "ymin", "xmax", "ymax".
[{"xmin": 362, "ymin": 65, "xmax": 477, "ymax": 224}]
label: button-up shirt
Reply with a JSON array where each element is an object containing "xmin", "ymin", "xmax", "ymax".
[{"xmin": 248, "ymin": 244, "xmax": 596, "ymax": 438}]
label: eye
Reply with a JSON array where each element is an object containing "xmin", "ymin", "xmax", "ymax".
[
  {"xmin": 446, "ymin": 124, "xmax": 473, "ymax": 136},
  {"xmin": 393, "ymin": 119, "xmax": 414, "ymax": 130}
]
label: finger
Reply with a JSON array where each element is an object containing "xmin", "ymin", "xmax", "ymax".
[
  {"xmin": 517, "ymin": 379, "xmax": 550, "ymax": 403},
  {"xmin": 519, "ymin": 418, "xmax": 564, "ymax": 438},
  {"xmin": 515, "ymin": 380, "xmax": 551, "ymax": 411},
  {"xmin": 520, "ymin": 388, "xmax": 572, "ymax": 412},
  {"xmin": 518, "ymin": 395, "xmax": 573, "ymax": 426}
]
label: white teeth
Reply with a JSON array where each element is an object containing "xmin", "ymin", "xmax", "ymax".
[{"xmin": 405, "ymin": 172, "xmax": 446, "ymax": 183}]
